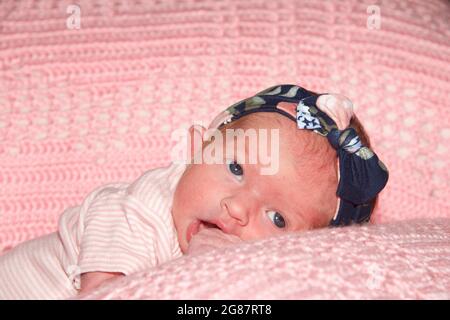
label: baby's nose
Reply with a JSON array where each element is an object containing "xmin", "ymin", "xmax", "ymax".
[{"xmin": 220, "ymin": 197, "xmax": 250, "ymax": 227}]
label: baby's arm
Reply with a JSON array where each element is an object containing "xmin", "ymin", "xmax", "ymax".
[{"xmin": 79, "ymin": 272, "xmax": 124, "ymax": 294}]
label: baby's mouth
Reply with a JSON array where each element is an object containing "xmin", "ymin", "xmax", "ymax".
[
  {"xmin": 186, "ymin": 219, "xmax": 220, "ymax": 243},
  {"xmin": 201, "ymin": 221, "xmax": 220, "ymax": 230}
]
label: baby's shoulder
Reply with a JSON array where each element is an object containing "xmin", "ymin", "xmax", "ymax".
[{"xmin": 127, "ymin": 162, "xmax": 184, "ymax": 205}]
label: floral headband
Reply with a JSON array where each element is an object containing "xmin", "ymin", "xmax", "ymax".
[{"xmin": 207, "ymin": 84, "xmax": 389, "ymax": 226}]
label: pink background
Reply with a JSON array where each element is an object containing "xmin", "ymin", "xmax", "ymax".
[{"xmin": 1, "ymin": 0, "xmax": 449, "ymax": 254}]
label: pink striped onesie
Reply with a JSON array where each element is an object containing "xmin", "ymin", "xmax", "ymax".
[{"xmin": 0, "ymin": 162, "xmax": 186, "ymax": 299}]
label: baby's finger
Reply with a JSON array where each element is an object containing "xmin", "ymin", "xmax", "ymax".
[{"xmin": 187, "ymin": 228, "xmax": 242, "ymax": 255}]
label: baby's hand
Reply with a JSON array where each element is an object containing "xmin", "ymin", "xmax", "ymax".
[
  {"xmin": 187, "ymin": 228, "xmax": 243, "ymax": 255},
  {"xmin": 79, "ymin": 272, "xmax": 124, "ymax": 295}
]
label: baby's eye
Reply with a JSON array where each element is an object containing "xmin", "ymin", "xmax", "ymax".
[
  {"xmin": 226, "ymin": 159, "xmax": 243, "ymax": 180},
  {"xmin": 267, "ymin": 210, "xmax": 286, "ymax": 228}
]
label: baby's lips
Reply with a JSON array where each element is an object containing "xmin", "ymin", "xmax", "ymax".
[
  {"xmin": 187, "ymin": 220, "xmax": 227, "ymax": 244},
  {"xmin": 199, "ymin": 227, "xmax": 243, "ymax": 243},
  {"xmin": 186, "ymin": 220, "xmax": 201, "ymax": 243},
  {"xmin": 194, "ymin": 226, "xmax": 224, "ymax": 238}
]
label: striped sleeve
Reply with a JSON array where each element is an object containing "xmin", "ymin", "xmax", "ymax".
[
  {"xmin": 123, "ymin": 163, "xmax": 184, "ymax": 263},
  {"xmin": 77, "ymin": 185, "xmax": 159, "ymax": 276}
]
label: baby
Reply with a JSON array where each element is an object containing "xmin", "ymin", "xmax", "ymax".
[{"xmin": 0, "ymin": 84, "xmax": 388, "ymax": 299}]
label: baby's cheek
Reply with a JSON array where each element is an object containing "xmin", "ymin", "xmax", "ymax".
[{"xmin": 183, "ymin": 165, "xmax": 211, "ymax": 197}]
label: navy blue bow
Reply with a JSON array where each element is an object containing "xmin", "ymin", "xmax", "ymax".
[{"xmin": 297, "ymin": 94, "xmax": 389, "ymax": 226}]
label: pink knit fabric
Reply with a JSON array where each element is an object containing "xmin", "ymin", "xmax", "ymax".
[
  {"xmin": 78, "ymin": 218, "xmax": 450, "ymax": 300},
  {"xmin": 0, "ymin": 0, "xmax": 449, "ymax": 254}
]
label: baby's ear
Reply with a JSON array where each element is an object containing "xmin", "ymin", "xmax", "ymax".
[{"xmin": 188, "ymin": 124, "xmax": 207, "ymax": 160}]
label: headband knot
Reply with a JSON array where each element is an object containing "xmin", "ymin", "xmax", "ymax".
[{"xmin": 327, "ymin": 127, "xmax": 362, "ymax": 153}]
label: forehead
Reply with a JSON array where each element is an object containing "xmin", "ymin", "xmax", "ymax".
[{"xmin": 220, "ymin": 112, "xmax": 313, "ymax": 165}]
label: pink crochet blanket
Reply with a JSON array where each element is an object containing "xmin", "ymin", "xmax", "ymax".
[
  {"xmin": 0, "ymin": 0, "xmax": 449, "ymax": 299},
  {"xmin": 78, "ymin": 218, "xmax": 450, "ymax": 300}
]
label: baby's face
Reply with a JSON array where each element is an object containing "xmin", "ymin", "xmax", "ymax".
[{"xmin": 171, "ymin": 112, "xmax": 338, "ymax": 253}]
